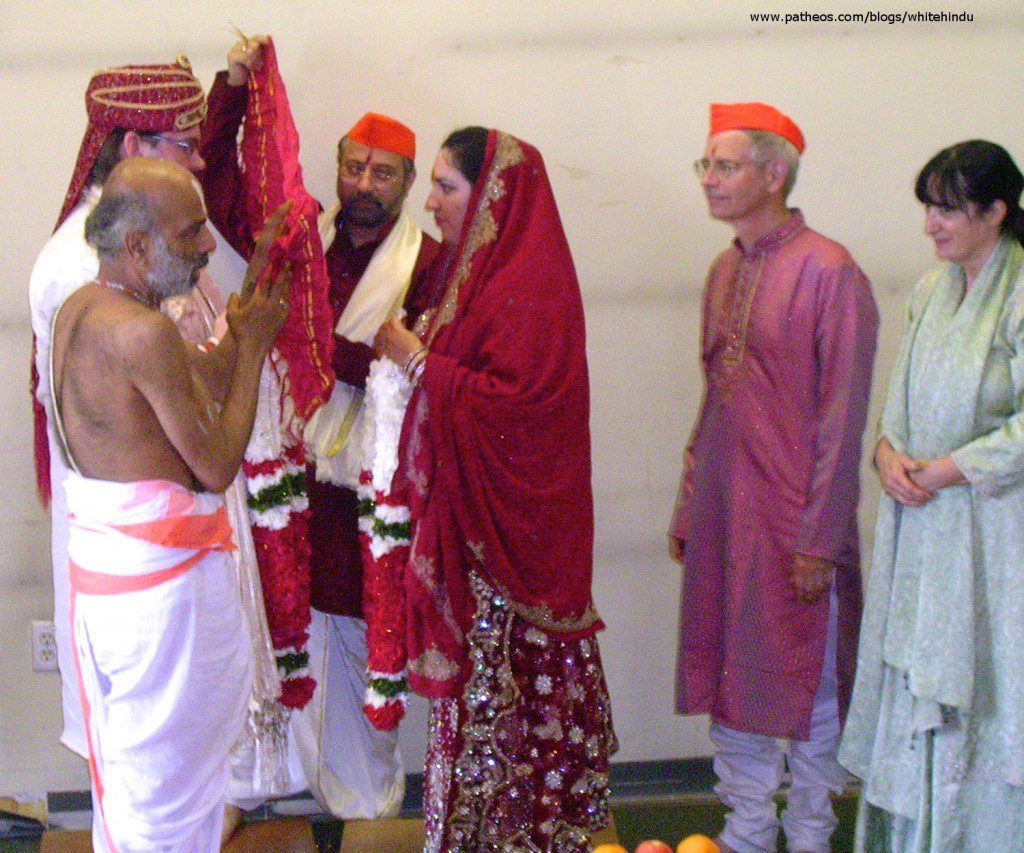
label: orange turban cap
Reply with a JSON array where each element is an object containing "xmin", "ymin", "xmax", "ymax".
[
  {"xmin": 346, "ymin": 112, "xmax": 416, "ymax": 160},
  {"xmin": 709, "ymin": 102, "xmax": 805, "ymax": 154}
]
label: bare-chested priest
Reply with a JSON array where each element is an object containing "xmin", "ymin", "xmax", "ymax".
[{"xmin": 49, "ymin": 156, "xmax": 290, "ymax": 853}]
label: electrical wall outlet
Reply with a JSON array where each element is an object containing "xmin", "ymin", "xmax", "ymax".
[{"xmin": 31, "ymin": 620, "xmax": 58, "ymax": 672}]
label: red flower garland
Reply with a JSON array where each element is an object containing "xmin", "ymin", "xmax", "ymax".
[{"xmin": 234, "ymin": 38, "xmax": 335, "ymax": 712}]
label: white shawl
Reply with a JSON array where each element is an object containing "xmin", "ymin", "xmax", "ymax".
[{"xmin": 304, "ymin": 206, "xmax": 423, "ymax": 487}]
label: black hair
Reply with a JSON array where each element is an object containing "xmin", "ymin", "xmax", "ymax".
[
  {"xmin": 86, "ymin": 128, "xmax": 131, "ymax": 188},
  {"xmin": 86, "ymin": 129, "xmax": 168, "ymax": 188},
  {"xmin": 915, "ymin": 139, "xmax": 1024, "ymax": 246},
  {"xmin": 441, "ymin": 126, "xmax": 489, "ymax": 185}
]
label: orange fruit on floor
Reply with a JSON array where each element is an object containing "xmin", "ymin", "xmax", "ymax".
[
  {"xmin": 635, "ymin": 841, "xmax": 673, "ymax": 853},
  {"xmin": 676, "ymin": 834, "xmax": 720, "ymax": 853}
]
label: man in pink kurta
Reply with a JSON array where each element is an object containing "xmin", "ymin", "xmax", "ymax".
[{"xmin": 669, "ymin": 103, "xmax": 878, "ymax": 853}]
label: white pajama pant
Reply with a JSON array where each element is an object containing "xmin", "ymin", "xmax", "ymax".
[
  {"xmin": 291, "ymin": 609, "xmax": 405, "ymax": 819},
  {"xmin": 224, "ymin": 720, "xmax": 309, "ymax": 810},
  {"xmin": 712, "ymin": 592, "xmax": 847, "ymax": 853}
]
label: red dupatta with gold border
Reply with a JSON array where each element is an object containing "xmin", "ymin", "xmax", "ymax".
[
  {"xmin": 395, "ymin": 130, "xmax": 602, "ymax": 699},
  {"xmin": 235, "ymin": 37, "xmax": 333, "ymax": 708},
  {"xmin": 238, "ymin": 38, "xmax": 333, "ymax": 419}
]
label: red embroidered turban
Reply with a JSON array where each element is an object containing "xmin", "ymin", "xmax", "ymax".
[
  {"xmin": 345, "ymin": 112, "xmax": 416, "ymax": 160},
  {"xmin": 56, "ymin": 55, "xmax": 207, "ymax": 228},
  {"xmin": 709, "ymin": 102, "xmax": 805, "ymax": 154}
]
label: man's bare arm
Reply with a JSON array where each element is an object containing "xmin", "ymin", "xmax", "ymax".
[
  {"xmin": 126, "ymin": 288, "xmax": 286, "ymax": 492},
  {"xmin": 187, "ymin": 201, "xmax": 292, "ymax": 401}
]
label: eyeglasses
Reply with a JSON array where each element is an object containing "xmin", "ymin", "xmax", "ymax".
[
  {"xmin": 692, "ymin": 158, "xmax": 762, "ymax": 180},
  {"xmin": 148, "ymin": 134, "xmax": 201, "ymax": 155},
  {"xmin": 341, "ymin": 160, "xmax": 402, "ymax": 184}
]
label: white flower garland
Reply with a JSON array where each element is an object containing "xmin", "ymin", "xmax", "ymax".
[
  {"xmin": 360, "ymin": 357, "xmax": 415, "ymax": 725},
  {"xmin": 364, "ymin": 357, "xmax": 414, "ymax": 491}
]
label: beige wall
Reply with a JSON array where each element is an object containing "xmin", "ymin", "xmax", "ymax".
[{"xmin": 2, "ymin": 0, "xmax": 1023, "ymax": 794}]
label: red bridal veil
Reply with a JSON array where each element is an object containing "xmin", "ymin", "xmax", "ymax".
[{"xmin": 399, "ymin": 130, "xmax": 602, "ymax": 697}]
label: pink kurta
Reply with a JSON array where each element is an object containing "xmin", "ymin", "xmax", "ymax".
[{"xmin": 671, "ymin": 211, "xmax": 878, "ymax": 740}]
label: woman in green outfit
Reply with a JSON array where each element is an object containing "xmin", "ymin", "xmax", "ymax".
[{"xmin": 839, "ymin": 140, "xmax": 1024, "ymax": 851}]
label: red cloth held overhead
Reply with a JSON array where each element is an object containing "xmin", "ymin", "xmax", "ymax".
[{"xmin": 238, "ymin": 37, "xmax": 334, "ymax": 421}]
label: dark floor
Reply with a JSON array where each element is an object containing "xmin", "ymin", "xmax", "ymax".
[
  {"xmin": 612, "ymin": 789, "xmax": 857, "ymax": 850},
  {"xmin": 2, "ymin": 759, "xmax": 860, "ymax": 851}
]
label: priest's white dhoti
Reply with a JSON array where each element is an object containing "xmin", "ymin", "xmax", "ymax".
[{"xmin": 66, "ymin": 474, "xmax": 252, "ymax": 852}]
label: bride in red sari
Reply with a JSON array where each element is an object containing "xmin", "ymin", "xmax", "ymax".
[{"xmin": 375, "ymin": 127, "xmax": 617, "ymax": 851}]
